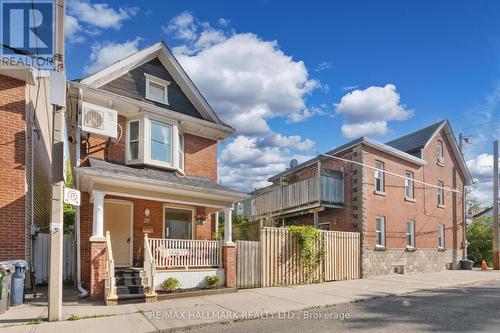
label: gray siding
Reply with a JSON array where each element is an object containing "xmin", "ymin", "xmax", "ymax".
[{"xmin": 100, "ymin": 58, "xmax": 203, "ymax": 119}]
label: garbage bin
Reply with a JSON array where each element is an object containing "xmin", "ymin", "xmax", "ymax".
[
  {"xmin": 460, "ymin": 259, "xmax": 474, "ymax": 270},
  {"xmin": 0, "ymin": 262, "xmax": 14, "ymax": 314},
  {"xmin": 9, "ymin": 260, "xmax": 28, "ymax": 306}
]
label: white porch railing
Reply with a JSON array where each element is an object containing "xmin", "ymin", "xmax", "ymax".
[
  {"xmin": 143, "ymin": 234, "xmax": 156, "ymax": 296},
  {"xmin": 105, "ymin": 231, "xmax": 117, "ymax": 300},
  {"xmin": 149, "ymin": 238, "xmax": 222, "ymax": 269}
]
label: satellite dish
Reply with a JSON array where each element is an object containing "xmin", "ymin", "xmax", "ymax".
[{"xmin": 289, "ymin": 159, "xmax": 298, "ymax": 168}]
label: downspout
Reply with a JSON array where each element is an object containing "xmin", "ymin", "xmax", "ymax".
[{"xmin": 75, "ymin": 87, "xmax": 88, "ymax": 298}]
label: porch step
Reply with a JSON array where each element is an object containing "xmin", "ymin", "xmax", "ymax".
[
  {"xmin": 116, "ymin": 285, "xmax": 144, "ymax": 295},
  {"xmin": 115, "ymin": 277, "xmax": 143, "ymax": 286},
  {"xmin": 112, "ymin": 268, "xmax": 146, "ymax": 302}
]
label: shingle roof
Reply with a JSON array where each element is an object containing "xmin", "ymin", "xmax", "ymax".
[
  {"xmin": 385, "ymin": 120, "xmax": 447, "ymax": 154},
  {"xmin": 80, "ymin": 157, "xmax": 243, "ymax": 195}
]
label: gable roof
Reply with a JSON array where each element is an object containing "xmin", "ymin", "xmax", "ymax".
[
  {"xmin": 385, "ymin": 120, "xmax": 446, "ymax": 154},
  {"xmin": 78, "ymin": 41, "xmax": 231, "ymax": 130},
  {"xmin": 268, "ymin": 136, "xmax": 427, "ymax": 182}
]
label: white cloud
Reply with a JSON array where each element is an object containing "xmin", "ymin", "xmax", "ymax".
[
  {"xmin": 315, "ymin": 61, "xmax": 332, "ymax": 72},
  {"xmin": 164, "ymin": 12, "xmax": 322, "ymax": 191},
  {"xmin": 218, "ymin": 136, "xmax": 315, "ymax": 191},
  {"xmin": 334, "ymin": 84, "xmax": 413, "ymax": 138},
  {"xmin": 68, "ymin": 0, "xmax": 138, "ymax": 30},
  {"xmin": 84, "ymin": 38, "xmax": 140, "ymax": 74},
  {"xmin": 466, "ymin": 153, "xmax": 499, "ymax": 206},
  {"xmin": 162, "ymin": 11, "xmax": 198, "ymax": 41},
  {"xmin": 65, "ymin": 15, "xmax": 84, "ymax": 43},
  {"xmin": 166, "ymin": 12, "xmax": 321, "ymax": 135}
]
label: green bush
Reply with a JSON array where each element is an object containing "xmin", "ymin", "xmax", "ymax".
[
  {"xmin": 467, "ymin": 217, "xmax": 493, "ymax": 266},
  {"xmin": 204, "ymin": 275, "xmax": 221, "ymax": 289},
  {"xmin": 160, "ymin": 277, "xmax": 181, "ymax": 292}
]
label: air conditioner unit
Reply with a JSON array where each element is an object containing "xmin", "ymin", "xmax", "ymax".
[{"xmin": 81, "ymin": 102, "xmax": 118, "ymax": 138}]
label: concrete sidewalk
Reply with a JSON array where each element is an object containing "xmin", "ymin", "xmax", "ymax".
[{"xmin": 1, "ymin": 270, "xmax": 500, "ymax": 332}]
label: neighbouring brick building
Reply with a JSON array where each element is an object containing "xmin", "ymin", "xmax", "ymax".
[
  {"xmin": 0, "ymin": 68, "xmax": 52, "ymax": 268},
  {"xmin": 66, "ymin": 42, "xmax": 247, "ymax": 303},
  {"xmin": 253, "ymin": 120, "xmax": 472, "ymax": 277}
]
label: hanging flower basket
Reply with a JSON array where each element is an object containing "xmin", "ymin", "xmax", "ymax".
[{"xmin": 195, "ymin": 213, "xmax": 207, "ymax": 225}]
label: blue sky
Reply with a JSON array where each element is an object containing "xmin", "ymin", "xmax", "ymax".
[{"xmin": 65, "ymin": 0, "xmax": 500, "ymax": 204}]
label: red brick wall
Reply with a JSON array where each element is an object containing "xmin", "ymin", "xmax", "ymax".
[
  {"xmin": 81, "ymin": 115, "xmax": 126, "ymax": 163},
  {"xmin": 223, "ymin": 245, "xmax": 236, "ymax": 287},
  {"xmin": 362, "ymin": 129, "xmax": 465, "ymax": 251},
  {"xmin": 184, "ymin": 134, "xmax": 217, "ymax": 182},
  {"xmin": 89, "ymin": 241, "xmax": 106, "ymax": 300},
  {"xmin": 0, "ymin": 75, "xmax": 27, "ymax": 260}
]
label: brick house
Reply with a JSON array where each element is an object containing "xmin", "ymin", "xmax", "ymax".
[
  {"xmin": 66, "ymin": 42, "xmax": 248, "ymax": 303},
  {"xmin": 253, "ymin": 120, "xmax": 472, "ymax": 277},
  {"xmin": 0, "ymin": 67, "xmax": 52, "ymax": 269}
]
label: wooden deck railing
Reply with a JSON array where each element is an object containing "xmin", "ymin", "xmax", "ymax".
[
  {"xmin": 255, "ymin": 173, "xmax": 344, "ymax": 217},
  {"xmin": 143, "ymin": 234, "xmax": 157, "ymax": 295},
  {"xmin": 148, "ymin": 238, "xmax": 222, "ymax": 269},
  {"xmin": 104, "ymin": 231, "xmax": 117, "ymax": 300}
]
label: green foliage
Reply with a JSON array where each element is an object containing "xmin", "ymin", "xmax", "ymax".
[
  {"xmin": 467, "ymin": 217, "xmax": 493, "ymax": 266},
  {"xmin": 63, "ymin": 160, "xmax": 75, "ymax": 234},
  {"xmin": 232, "ymin": 214, "xmax": 249, "ymax": 225},
  {"xmin": 160, "ymin": 277, "xmax": 181, "ymax": 292},
  {"xmin": 204, "ymin": 275, "xmax": 221, "ymax": 289},
  {"xmin": 289, "ymin": 225, "xmax": 325, "ymax": 282}
]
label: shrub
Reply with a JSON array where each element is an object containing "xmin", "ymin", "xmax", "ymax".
[
  {"xmin": 160, "ymin": 277, "xmax": 181, "ymax": 292},
  {"xmin": 467, "ymin": 217, "xmax": 493, "ymax": 266},
  {"xmin": 204, "ymin": 275, "xmax": 221, "ymax": 289}
]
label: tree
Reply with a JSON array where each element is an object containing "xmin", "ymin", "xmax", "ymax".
[{"xmin": 467, "ymin": 216, "xmax": 493, "ymax": 266}]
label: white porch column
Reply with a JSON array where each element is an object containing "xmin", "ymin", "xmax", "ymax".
[
  {"xmin": 215, "ymin": 211, "xmax": 220, "ymax": 234},
  {"xmin": 90, "ymin": 190, "xmax": 105, "ymax": 241},
  {"xmin": 224, "ymin": 206, "xmax": 233, "ymax": 244}
]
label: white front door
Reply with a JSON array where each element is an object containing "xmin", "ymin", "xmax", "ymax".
[{"xmin": 103, "ymin": 201, "xmax": 132, "ymax": 266}]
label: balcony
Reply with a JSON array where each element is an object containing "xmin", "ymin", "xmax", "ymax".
[{"xmin": 255, "ymin": 170, "xmax": 344, "ymax": 218}]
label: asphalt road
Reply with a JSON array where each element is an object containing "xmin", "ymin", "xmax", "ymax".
[{"xmin": 184, "ymin": 279, "xmax": 500, "ymax": 333}]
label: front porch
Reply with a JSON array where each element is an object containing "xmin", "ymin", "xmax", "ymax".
[{"xmin": 75, "ymin": 158, "xmax": 246, "ymax": 303}]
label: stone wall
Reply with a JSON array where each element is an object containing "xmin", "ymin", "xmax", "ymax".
[{"xmin": 362, "ymin": 247, "xmax": 459, "ymax": 277}]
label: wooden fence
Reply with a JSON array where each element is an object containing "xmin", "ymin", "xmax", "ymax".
[
  {"xmin": 236, "ymin": 241, "xmax": 261, "ymax": 288},
  {"xmin": 33, "ymin": 233, "xmax": 75, "ymax": 285},
  {"xmin": 236, "ymin": 227, "xmax": 360, "ymax": 288}
]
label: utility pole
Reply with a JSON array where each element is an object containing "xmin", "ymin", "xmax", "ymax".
[
  {"xmin": 48, "ymin": 0, "xmax": 66, "ymax": 322},
  {"xmin": 493, "ymin": 140, "xmax": 499, "ymax": 270},
  {"xmin": 459, "ymin": 133, "xmax": 467, "ymax": 260}
]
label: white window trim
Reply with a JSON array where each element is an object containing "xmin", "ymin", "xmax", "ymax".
[
  {"xmin": 125, "ymin": 115, "xmax": 185, "ymax": 172},
  {"xmin": 406, "ymin": 220, "xmax": 415, "ymax": 249},
  {"xmin": 438, "ymin": 224, "xmax": 445, "ymax": 249},
  {"xmin": 437, "ymin": 181, "xmax": 445, "ymax": 207},
  {"xmin": 405, "ymin": 171, "xmax": 415, "ymax": 200},
  {"xmin": 374, "ymin": 161, "xmax": 385, "ymax": 194},
  {"xmin": 437, "ymin": 140, "xmax": 445, "ymax": 166},
  {"xmin": 145, "ymin": 73, "xmax": 171, "ymax": 105},
  {"xmin": 162, "ymin": 205, "xmax": 195, "ymax": 240},
  {"xmin": 125, "ymin": 118, "xmax": 143, "ymax": 164},
  {"xmin": 375, "ymin": 216, "xmax": 386, "ymax": 248},
  {"xmin": 178, "ymin": 131, "xmax": 185, "ymax": 172}
]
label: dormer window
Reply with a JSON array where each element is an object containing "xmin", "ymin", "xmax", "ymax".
[{"xmin": 145, "ymin": 73, "xmax": 170, "ymax": 105}]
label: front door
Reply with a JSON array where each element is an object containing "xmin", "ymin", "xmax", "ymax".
[{"xmin": 104, "ymin": 201, "xmax": 132, "ymax": 266}]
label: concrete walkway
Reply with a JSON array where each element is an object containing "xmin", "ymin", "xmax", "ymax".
[{"xmin": 1, "ymin": 270, "xmax": 499, "ymax": 332}]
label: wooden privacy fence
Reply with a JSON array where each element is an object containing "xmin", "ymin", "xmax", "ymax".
[
  {"xmin": 236, "ymin": 228, "xmax": 360, "ymax": 288},
  {"xmin": 236, "ymin": 241, "xmax": 261, "ymax": 288},
  {"xmin": 33, "ymin": 233, "xmax": 75, "ymax": 285}
]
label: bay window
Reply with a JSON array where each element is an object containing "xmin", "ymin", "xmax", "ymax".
[
  {"xmin": 150, "ymin": 120, "xmax": 172, "ymax": 164},
  {"xmin": 126, "ymin": 116, "xmax": 185, "ymax": 172}
]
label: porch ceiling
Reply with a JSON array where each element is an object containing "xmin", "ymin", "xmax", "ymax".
[{"xmin": 75, "ymin": 157, "xmax": 249, "ymax": 208}]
